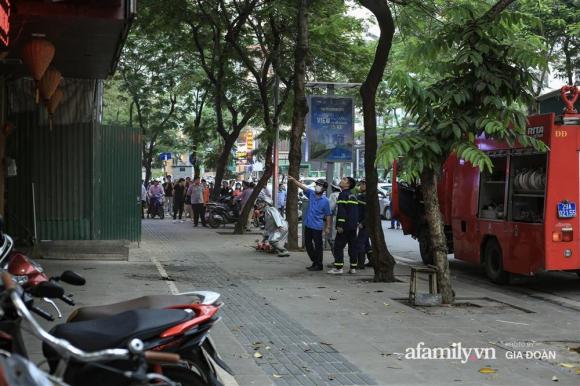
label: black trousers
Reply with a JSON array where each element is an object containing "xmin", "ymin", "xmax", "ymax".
[
  {"xmin": 192, "ymin": 203, "xmax": 206, "ymax": 226},
  {"xmin": 333, "ymin": 229, "xmax": 358, "ymax": 269},
  {"xmin": 304, "ymin": 227, "xmax": 323, "ymax": 266},
  {"xmin": 355, "ymin": 227, "xmax": 371, "ymax": 267},
  {"xmin": 173, "ymin": 201, "xmax": 184, "ymax": 219}
]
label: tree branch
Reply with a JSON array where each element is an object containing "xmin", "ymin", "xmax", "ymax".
[{"xmin": 482, "ymin": 0, "xmax": 517, "ymax": 20}]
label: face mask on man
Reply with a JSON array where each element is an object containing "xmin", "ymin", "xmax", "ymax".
[{"xmin": 315, "ymin": 185, "xmax": 323, "ymax": 193}]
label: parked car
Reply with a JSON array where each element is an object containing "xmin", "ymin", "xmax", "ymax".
[
  {"xmin": 378, "ymin": 189, "xmax": 391, "ymax": 220},
  {"xmin": 378, "ymin": 183, "xmax": 392, "ymax": 195}
]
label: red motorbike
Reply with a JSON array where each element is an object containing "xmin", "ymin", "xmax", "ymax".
[
  {"xmin": 0, "ymin": 229, "xmax": 230, "ymax": 385},
  {"xmin": 1, "ymin": 271, "xmax": 219, "ymax": 386}
]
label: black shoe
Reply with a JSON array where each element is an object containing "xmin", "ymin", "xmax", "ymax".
[
  {"xmin": 388, "ymin": 227, "xmax": 395, "ymax": 229},
  {"xmin": 306, "ymin": 264, "xmax": 316, "ymax": 270},
  {"xmin": 358, "ymin": 265, "xmax": 365, "ymax": 270},
  {"xmin": 307, "ymin": 265, "xmax": 323, "ymax": 271},
  {"xmin": 365, "ymin": 262, "xmax": 374, "ymax": 267}
]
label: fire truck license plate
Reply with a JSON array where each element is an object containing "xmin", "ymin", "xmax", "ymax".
[{"xmin": 557, "ymin": 202, "xmax": 576, "ymax": 218}]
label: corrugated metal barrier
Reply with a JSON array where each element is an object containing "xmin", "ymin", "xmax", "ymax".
[{"xmin": 5, "ymin": 79, "xmax": 141, "ymax": 243}]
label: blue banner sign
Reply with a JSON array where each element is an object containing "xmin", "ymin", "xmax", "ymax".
[
  {"xmin": 307, "ymin": 96, "xmax": 354, "ymax": 162},
  {"xmin": 159, "ymin": 152, "xmax": 172, "ymax": 161}
]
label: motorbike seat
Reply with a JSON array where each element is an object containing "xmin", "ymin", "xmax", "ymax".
[
  {"xmin": 45, "ymin": 309, "xmax": 192, "ymax": 352},
  {"xmin": 68, "ymin": 294, "xmax": 201, "ymax": 322}
]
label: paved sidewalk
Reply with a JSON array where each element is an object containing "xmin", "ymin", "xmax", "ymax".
[{"xmin": 29, "ymin": 219, "xmax": 580, "ymax": 386}]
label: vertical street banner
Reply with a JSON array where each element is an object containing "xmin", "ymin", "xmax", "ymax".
[{"xmin": 307, "ymin": 96, "xmax": 354, "ymax": 162}]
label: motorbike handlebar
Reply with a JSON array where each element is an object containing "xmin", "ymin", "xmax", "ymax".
[
  {"xmin": 30, "ymin": 305, "xmax": 54, "ymax": 321},
  {"xmin": 1, "ymin": 272, "xmax": 131, "ymax": 363},
  {"xmin": 59, "ymin": 294, "xmax": 76, "ymax": 306},
  {"xmin": 145, "ymin": 351, "xmax": 181, "ymax": 364}
]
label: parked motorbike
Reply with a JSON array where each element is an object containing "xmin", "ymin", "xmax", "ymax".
[
  {"xmin": 147, "ymin": 194, "xmax": 164, "ymax": 219},
  {"xmin": 65, "ymin": 292, "xmax": 232, "ymax": 384},
  {"xmin": 0, "ymin": 272, "xmax": 185, "ymax": 386},
  {"xmin": 0, "ymin": 228, "xmax": 230, "ymax": 385},
  {"xmin": 206, "ymin": 195, "xmax": 240, "ymax": 228}
]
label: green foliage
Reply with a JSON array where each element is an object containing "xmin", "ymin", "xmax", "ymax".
[
  {"xmin": 378, "ymin": 2, "xmax": 549, "ymax": 178},
  {"xmin": 309, "ymin": 0, "xmax": 375, "ymax": 82},
  {"xmin": 518, "ymin": 0, "xmax": 580, "ymax": 87}
]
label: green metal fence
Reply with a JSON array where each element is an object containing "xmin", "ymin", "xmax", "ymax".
[
  {"xmin": 5, "ymin": 117, "xmax": 141, "ymax": 242},
  {"xmin": 93, "ymin": 124, "xmax": 141, "ymax": 241}
]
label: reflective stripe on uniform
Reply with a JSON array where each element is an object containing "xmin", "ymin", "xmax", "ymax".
[
  {"xmin": 337, "ymin": 218, "xmax": 346, "ymax": 222},
  {"xmin": 336, "ymin": 200, "xmax": 359, "ymax": 205}
]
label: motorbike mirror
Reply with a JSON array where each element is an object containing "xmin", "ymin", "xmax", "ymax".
[
  {"xmin": 59, "ymin": 270, "xmax": 86, "ymax": 286},
  {"xmin": 30, "ymin": 282, "xmax": 65, "ymax": 299}
]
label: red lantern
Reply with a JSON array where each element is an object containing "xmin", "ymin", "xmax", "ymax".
[
  {"xmin": 20, "ymin": 38, "xmax": 55, "ymax": 103},
  {"xmin": 45, "ymin": 88, "xmax": 64, "ymax": 130},
  {"xmin": 38, "ymin": 67, "xmax": 62, "ymax": 103}
]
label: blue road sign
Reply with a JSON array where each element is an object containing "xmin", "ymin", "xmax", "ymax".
[{"xmin": 159, "ymin": 152, "xmax": 172, "ymax": 161}]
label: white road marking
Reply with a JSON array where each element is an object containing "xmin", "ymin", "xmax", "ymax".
[
  {"xmin": 151, "ymin": 256, "xmax": 179, "ymax": 295},
  {"xmin": 150, "ymin": 256, "xmax": 239, "ymax": 386}
]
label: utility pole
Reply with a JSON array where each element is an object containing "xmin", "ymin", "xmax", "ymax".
[
  {"xmin": 325, "ymin": 84, "xmax": 335, "ymax": 194},
  {"xmin": 272, "ymin": 74, "xmax": 280, "ymax": 208},
  {"xmin": 304, "ymin": 82, "xmax": 361, "ymax": 194}
]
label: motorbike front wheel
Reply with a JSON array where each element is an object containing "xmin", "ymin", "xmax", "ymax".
[{"xmin": 207, "ymin": 214, "xmax": 221, "ymax": 229}]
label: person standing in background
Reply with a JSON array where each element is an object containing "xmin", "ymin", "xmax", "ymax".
[
  {"xmin": 201, "ymin": 179, "xmax": 210, "ymax": 227},
  {"xmin": 277, "ymin": 184, "xmax": 287, "ymax": 217},
  {"xmin": 141, "ymin": 180, "xmax": 147, "ymax": 219},
  {"xmin": 173, "ymin": 178, "xmax": 186, "ymax": 222},
  {"xmin": 233, "ymin": 182, "xmax": 242, "ymax": 198},
  {"xmin": 184, "ymin": 177, "xmax": 193, "ymax": 221},
  {"xmin": 188, "ymin": 177, "xmax": 206, "ymax": 227},
  {"xmin": 387, "ymin": 193, "xmax": 401, "ymax": 229},
  {"xmin": 162, "ymin": 175, "xmax": 174, "ymax": 215}
]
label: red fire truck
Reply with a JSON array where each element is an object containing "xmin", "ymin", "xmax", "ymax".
[{"xmin": 393, "ymin": 86, "xmax": 580, "ymax": 283}]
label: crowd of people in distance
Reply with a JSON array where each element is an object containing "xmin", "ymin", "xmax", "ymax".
[{"xmin": 142, "ymin": 174, "xmax": 399, "ymax": 273}]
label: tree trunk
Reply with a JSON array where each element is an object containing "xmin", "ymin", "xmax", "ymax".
[
  {"xmin": 234, "ymin": 144, "xmax": 274, "ymax": 234},
  {"xmin": 359, "ymin": 0, "xmax": 397, "ymax": 282},
  {"xmin": 143, "ymin": 142, "xmax": 154, "ymax": 186},
  {"xmin": 212, "ymin": 138, "xmax": 235, "ymax": 201},
  {"xmin": 420, "ymin": 168, "xmax": 454, "ymax": 304},
  {"xmin": 286, "ymin": 0, "xmax": 309, "ymax": 250},
  {"xmin": 144, "ymin": 160, "xmax": 153, "ymax": 186},
  {"xmin": 193, "ymin": 161, "xmax": 201, "ymax": 180}
]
